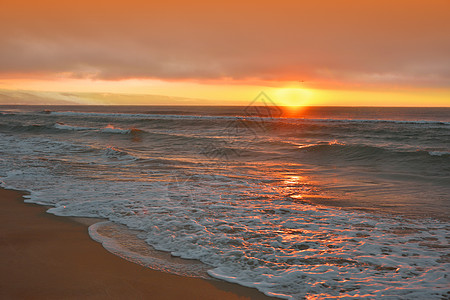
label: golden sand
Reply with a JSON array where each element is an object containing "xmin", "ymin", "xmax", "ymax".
[{"xmin": 0, "ymin": 188, "xmax": 274, "ymax": 300}]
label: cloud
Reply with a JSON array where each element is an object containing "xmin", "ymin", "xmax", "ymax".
[
  {"xmin": 0, "ymin": 90, "xmax": 84, "ymax": 105},
  {"xmin": 1, "ymin": 0, "xmax": 449, "ymax": 89},
  {"xmin": 0, "ymin": 89, "xmax": 214, "ymax": 105}
]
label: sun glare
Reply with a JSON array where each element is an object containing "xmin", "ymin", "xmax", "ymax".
[
  {"xmin": 273, "ymin": 88, "xmax": 313, "ymax": 117},
  {"xmin": 274, "ymin": 88, "xmax": 312, "ymax": 107}
]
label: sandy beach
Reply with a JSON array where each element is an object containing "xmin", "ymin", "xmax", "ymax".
[{"xmin": 0, "ymin": 188, "xmax": 274, "ymax": 300}]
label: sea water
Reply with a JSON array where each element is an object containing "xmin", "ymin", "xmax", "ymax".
[{"xmin": 0, "ymin": 105, "xmax": 448, "ymax": 299}]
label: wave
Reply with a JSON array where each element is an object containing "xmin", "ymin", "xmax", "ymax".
[
  {"xmin": 52, "ymin": 122, "xmax": 260, "ymax": 149},
  {"xmin": 48, "ymin": 110, "xmax": 450, "ymax": 126},
  {"xmin": 102, "ymin": 146, "xmax": 138, "ymax": 160},
  {"xmin": 297, "ymin": 118, "xmax": 450, "ymax": 126},
  {"xmin": 53, "ymin": 123, "xmax": 142, "ymax": 135},
  {"xmin": 0, "ymin": 122, "xmax": 51, "ymax": 133},
  {"xmin": 0, "ymin": 122, "xmax": 135, "ymax": 135},
  {"xmin": 0, "ymin": 121, "xmax": 244, "ymax": 152},
  {"xmin": 54, "ymin": 123, "xmax": 93, "ymax": 131},
  {"xmin": 101, "ymin": 124, "xmax": 133, "ymax": 134},
  {"xmin": 297, "ymin": 141, "xmax": 450, "ymax": 160},
  {"xmin": 294, "ymin": 141, "xmax": 450, "ymax": 179},
  {"xmin": 428, "ymin": 151, "xmax": 450, "ymax": 156},
  {"xmin": 0, "ymin": 112, "xmax": 16, "ymax": 116}
]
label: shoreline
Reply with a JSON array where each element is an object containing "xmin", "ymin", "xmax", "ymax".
[{"xmin": 0, "ymin": 188, "xmax": 275, "ymax": 300}]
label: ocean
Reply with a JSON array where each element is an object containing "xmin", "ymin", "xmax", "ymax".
[{"xmin": 0, "ymin": 105, "xmax": 449, "ymax": 299}]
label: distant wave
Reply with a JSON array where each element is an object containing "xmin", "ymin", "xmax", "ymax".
[
  {"xmin": 102, "ymin": 146, "xmax": 138, "ymax": 160},
  {"xmin": 1, "ymin": 120, "xmax": 448, "ymax": 162},
  {"xmin": 297, "ymin": 118, "xmax": 450, "ymax": 126},
  {"xmin": 53, "ymin": 122, "xmax": 141, "ymax": 135},
  {"xmin": 100, "ymin": 124, "xmax": 134, "ymax": 134},
  {"xmin": 0, "ymin": 121, "xmax": 237, "ymax": 147},
  {"xmin": 50, "ymin": 111, "xmax": 244, "ymax": 121},
  {"xmin": 48, "ymin": 110, "xmax": 450, "ymax": 126},
  {"xmin": 54, "ymin": 123, "xmax": 93, "ymax": 131},
  {"xmin": 0, "ymin": 121, "xmax": 146, "ymax": 136},
  {"xmin": 0, "ymin": 122, "xmax": 50, "ymax": 133},
  {"xmin": 296, "ymin": 141, "xmax": 450, "ymax": 161},
  {"xmin": 428, "ymin": 151, "xmax": 450, "ymax": 156}
]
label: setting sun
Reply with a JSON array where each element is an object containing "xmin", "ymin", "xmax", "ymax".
[{"xmin": 274, "ymin": 87, "xmax": 314, "ymax": 107}]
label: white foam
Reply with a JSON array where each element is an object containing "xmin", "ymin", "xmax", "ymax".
[
  {"xmin": 53, "ymin": 122, "xmax": 134, "ymax": 134},
  {"xmin": 100, "ymin": 125, "xmax": 131, "ymax": 134},
  {"xmin": 88, "ymin": 221, "xmax": 211, "ymax": 278},
  {"xmin": 54, "ymin": 123, "xmax": 93, "ymax": 131},
  {"xmin": 428, "ymin": 151, "xmax": 450, "ymax": 156}
]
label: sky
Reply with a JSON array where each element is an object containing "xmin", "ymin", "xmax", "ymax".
[{"xmin": 0, "ymin": 0, "xmax": 449, "ymax": 106}]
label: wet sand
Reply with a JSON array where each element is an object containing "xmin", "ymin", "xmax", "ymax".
[{"xmin": 0, "ymin": 188, "xmax": 274, "ymax": 300}]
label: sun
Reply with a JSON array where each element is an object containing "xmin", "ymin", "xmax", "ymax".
[
  {"xmin": 271, "ymin": 87, "xmax": 313, "ymax": 117},
  {"xmin": 273, "ymin": 87, "xmax": 313, "ymax": 107}
]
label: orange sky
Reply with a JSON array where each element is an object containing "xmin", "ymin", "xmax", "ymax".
[{"xmin": 0, "ymin": 0, "xmax": 449, "ymax": 106}]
